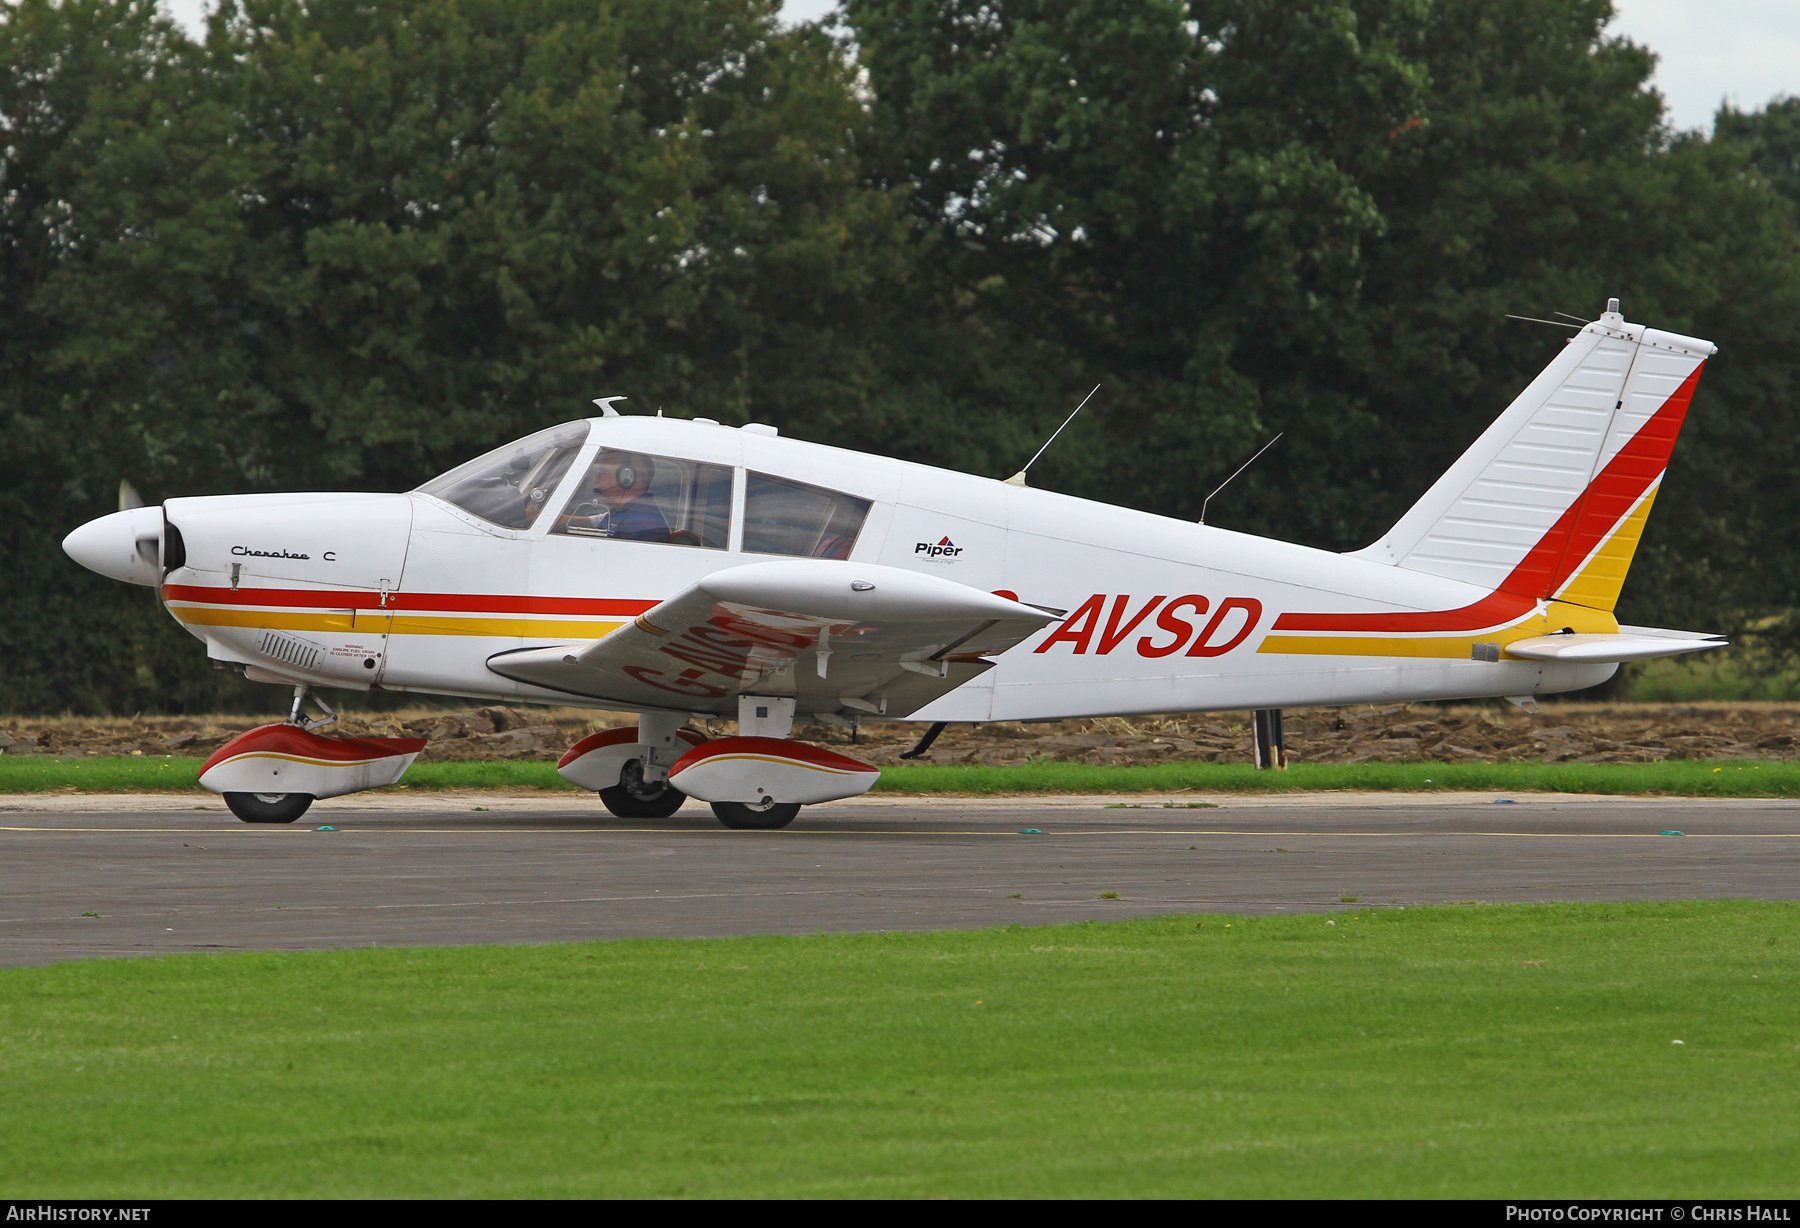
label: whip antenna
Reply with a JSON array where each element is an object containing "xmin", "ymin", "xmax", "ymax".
[
  {"xmin": 1199, "ymin": 433, "xmax": 1283, "ymax": 526},
  {"xmin": 1005, "ymin": 385, "xmax": 1101, "ymax": 486}
]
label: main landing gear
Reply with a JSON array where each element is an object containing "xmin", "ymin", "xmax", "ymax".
[
  {"xmin": 599, "ymin": 757, "xmax": 689, "ymax": 819},
  {"xmin": 223, "ymin": 791, "xmax": 314, "ymax": 824},
  {"xmin": 709, "ymin": 800, "xmax": 801, "ymax": 830},
  {"xmin": 558, "ymin": 716, "xmax": 705, "ymax": 820},
  {"xmin": 667, "ymin": 695, "xmax": 879, "ymax": 829},
  {"xmin": 558, "ymin": 700, "xmax": 882, "ymax": 830}
]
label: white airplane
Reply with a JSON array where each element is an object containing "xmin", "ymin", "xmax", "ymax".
[{"xmin": 64, "ymin": 300, "xmax": 1725, "ymax": 828}]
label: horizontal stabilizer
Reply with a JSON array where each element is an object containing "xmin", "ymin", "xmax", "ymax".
[{"xmin": 1504, "ymin": 626, "xmax": 1725, "ymax": 664}]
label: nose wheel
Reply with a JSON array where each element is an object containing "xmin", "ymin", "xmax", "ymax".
[{"xmin": 223, "ymin": 792, "xmax": 314, "ymax": 824}]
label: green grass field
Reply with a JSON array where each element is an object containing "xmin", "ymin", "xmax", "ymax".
[
  {"xmin": 5, "ymin": 754, "xmax": 1800, "ymax": 797},
  {"xmin": 1, "ymin": 902, "xmax": 1795, "ymax": 1197}
]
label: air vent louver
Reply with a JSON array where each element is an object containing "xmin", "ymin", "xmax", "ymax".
[{"xmin": 257, "ymin": 630, "xmax": 322, "ymax": 673}]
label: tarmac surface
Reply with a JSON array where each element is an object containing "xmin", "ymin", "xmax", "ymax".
[{"xmin": 2, "ymin": 789, "xmax": 1798, "ymax": 965}]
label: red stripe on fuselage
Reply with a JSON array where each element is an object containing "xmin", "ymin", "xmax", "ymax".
[
  {"xmin": 1270, "ymin": 589, "xmax": 1536, "ymax": 635},
  {"xmin": 1273, "ymin": 362, "xmax": 1704, "ymax": 634},
  {"xmin": 161, "ymin": 584, "xmax": 657, "ymax": 616}
]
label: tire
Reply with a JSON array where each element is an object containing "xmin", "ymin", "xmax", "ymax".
[
  {"xmin": 599, "ymin": 782, "xmax": 687, "ymax": 819},
  {"xmin": 224, "ymin": 792, "xmax": 313, "ymax": 824},
  {"xmin": 711, "ymin": 800, "xmax": 800, "ymax": 830}
]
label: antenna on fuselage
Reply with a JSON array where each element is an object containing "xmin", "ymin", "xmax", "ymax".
[
  {"xmin": 1198, "ymin": 433, "xmax": 1283, "ymax": 526},
  {"xmin": 592, "ymin": 396, "xmax": 627, "ymax": 417},
  {"xmin": 1004, "ymin": 385, "xmax": 1101, "ymax": 487},
  {"xmin": 1504, "ymin": 314, "xmax": 1581, "ymax": 330}
]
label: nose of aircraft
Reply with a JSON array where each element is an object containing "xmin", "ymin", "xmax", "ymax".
[{"xmin": 63, "ymin": 506, "xmax": 166, "ymax": 587}]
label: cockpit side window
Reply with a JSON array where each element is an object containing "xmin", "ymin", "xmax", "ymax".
[
  {"xmin": 743, "ymin": 473, "xmax": 870, "ymax": 560},
  {"xmin": 550, "ymin": 449, "xmax": 733, "ymax": 548},
  {"xmin": 415, "ymin": 422, "xmax": 590, "ymax": 529}
]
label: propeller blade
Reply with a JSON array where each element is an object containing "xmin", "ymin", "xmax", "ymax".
[{"xmin": 119, "ymin": 480, "xmax": 145, "ymax": 512}]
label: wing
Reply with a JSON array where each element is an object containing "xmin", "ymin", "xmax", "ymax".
[{"xmin": 486, "ymin": 559, "xmax": 1058, "ymax": 718}]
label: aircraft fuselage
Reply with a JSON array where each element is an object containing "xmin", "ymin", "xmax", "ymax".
[{"xmin": 147, "ymin": 414, "xmax": 1615, "ymax": 722}]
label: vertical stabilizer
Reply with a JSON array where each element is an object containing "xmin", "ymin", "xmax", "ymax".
[{"xmin": 1353, "ymin": 305, "xmax": 1715, "ymax": 612}]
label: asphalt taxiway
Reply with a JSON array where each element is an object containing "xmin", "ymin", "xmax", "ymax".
[{"xmin": 2, "ymin": 790, "xmax": 1796, "ymax": 965}]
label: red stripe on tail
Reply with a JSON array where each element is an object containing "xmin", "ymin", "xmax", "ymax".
[{"xmin": 1273, "ymin": 361, "xmax": 1704, "ymax": 634}]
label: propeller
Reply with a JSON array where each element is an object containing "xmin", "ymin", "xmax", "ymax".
[{"xmin": 119, "ymin": 481, "xmax": 158, "ymax": 571}]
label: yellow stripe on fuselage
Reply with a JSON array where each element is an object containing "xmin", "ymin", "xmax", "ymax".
[
  {"xmin": 1258, "ymin": 634, "xmax": 1495, "ymax": 659},
  {"xmin": 171, "ymin": 605, "xmax": 625, "ymax": 640},
  {"xmin": 174, "ymin": 607, "xmax": 358, "ymax": 634},
  {"xmin": 386, "ymin": 614, "xmax": 627, "ymax": 639},
  {"xmin": 1258, "ymin": 602, "xmax": 1619, "ymax": 658}
]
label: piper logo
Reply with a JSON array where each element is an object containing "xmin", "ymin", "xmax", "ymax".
[{"xmin": 914, "ymin": 536, "xmax": 964, "ymax": 559}]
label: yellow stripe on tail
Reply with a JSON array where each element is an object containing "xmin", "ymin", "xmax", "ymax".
[{"xmin": 1553, "ymin": 484, "xmax": 1659, "ymax": 614}]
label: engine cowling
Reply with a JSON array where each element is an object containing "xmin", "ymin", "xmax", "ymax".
[{"xmin": 667, "ymin": 736, "xmax": 880, "ymax": 806}]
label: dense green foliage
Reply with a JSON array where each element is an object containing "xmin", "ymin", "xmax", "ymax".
[
  {"xmin": 1, "ymin": 903, "xmax": 1796, "ymax": 1196},
  {"xmin": 4, "ymin": 0, "xmax": 1799, "ymax": 712},
  {"xmin": 1718, "ymin": 96, "xmax": 1800, "ymax": 207}
]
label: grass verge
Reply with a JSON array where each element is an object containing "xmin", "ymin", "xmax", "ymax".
[
  {"xmin": 6, "ymin": 755, "xmax": 1800, "ymax": 797},
  {"xmin": 1, "ymin": 902, "xmax": 1796, "ymax": 1197}
]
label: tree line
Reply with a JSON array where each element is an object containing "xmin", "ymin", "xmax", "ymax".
[{"xmin": 4, "ymin": 0, "xmax": 1798, "ymax": 713}]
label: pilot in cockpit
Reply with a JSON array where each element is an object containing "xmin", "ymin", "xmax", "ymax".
[{"xmin": 552, "ymin": 450, "xmax": 671, "ymax": 541}]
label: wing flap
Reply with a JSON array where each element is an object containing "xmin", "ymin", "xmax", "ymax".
[{"xmin": 486, "ymin": 560, "xmax": 1053, "ymax": 716}]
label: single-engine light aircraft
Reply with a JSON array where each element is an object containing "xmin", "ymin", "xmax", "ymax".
[{"xmin": 65, "ymin": 301, "xmax": 1725, "ymax": 827}]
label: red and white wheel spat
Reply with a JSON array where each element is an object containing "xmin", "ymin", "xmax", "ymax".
[
  {"xmin": 198, "ymin": 724, "xmax": 427, "ymax": 799},
  {"xmin": 667, "ymin": 736, "xmax": 880, "ymax": 806}
]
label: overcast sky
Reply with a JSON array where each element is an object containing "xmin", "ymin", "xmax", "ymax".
[{"xmin": 161, "ymin": 0, "xmax": 1797, "ymax": 133}]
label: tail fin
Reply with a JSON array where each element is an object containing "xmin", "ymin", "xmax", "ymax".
[{"xmin": 1353, "ymin": 303, "xmax": 1715, "ymax": 613}]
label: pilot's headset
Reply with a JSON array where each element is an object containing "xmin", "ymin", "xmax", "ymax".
[{"xmin": 606, "ymin": 453, "xmax": 651, "ymax": 493}]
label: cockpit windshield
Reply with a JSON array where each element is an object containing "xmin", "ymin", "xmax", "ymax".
[{"xmin": 415, "ymin": 422, "xmax": 590, "ymax": 529}]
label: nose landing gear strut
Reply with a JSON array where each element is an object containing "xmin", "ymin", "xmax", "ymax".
[{"xmin": 287, "ymin": 685, "xmax": 338, "ymax": 732}]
